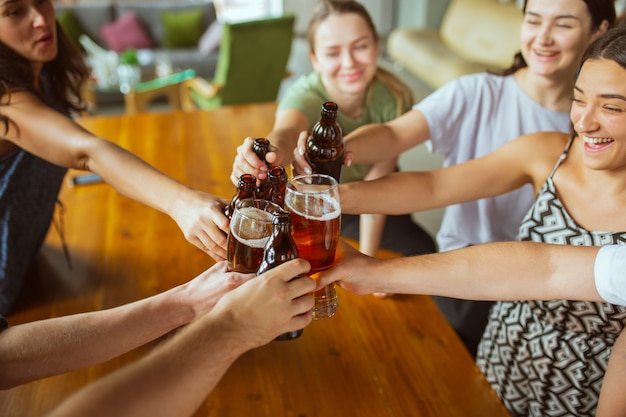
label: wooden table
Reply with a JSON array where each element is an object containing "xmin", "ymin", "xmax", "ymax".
[{"xmin": 0, "ymin": 103, "xmax": 509, "ymax": 417}]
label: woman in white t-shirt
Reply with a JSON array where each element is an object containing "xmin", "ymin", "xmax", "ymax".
[{"xmin": 295, "ymin": 0, "xmax": 615, "ymax": 356}]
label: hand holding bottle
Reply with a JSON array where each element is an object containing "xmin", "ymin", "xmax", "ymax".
[{"xmin": 230, "ymin": 137, "xmax": 285, "ymax": 186}]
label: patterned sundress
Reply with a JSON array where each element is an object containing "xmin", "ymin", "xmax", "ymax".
[{"xmin": 476, "ymin": 138, "xmax": 626, "ymax": 417}]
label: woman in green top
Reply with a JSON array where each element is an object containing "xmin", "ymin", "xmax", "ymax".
[{"xmin": 231, "ymin": 0, "xmax": 435, "ymax": 264}]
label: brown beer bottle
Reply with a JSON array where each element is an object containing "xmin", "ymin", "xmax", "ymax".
[
  {"xmin": 224, "ymin": 173, "xmax": 256, "ymax": 220},
  {"xmin": 305, "ymin": 101, "xmax": 344, "ymax": 182},
  {"xmin": 252, "ymin": 138, "xmax": 273, "ymax": 200},
  {"xmin": 268, "ymin": 165, "xmax": 288, "ymax": 209},
  {"xmin": 257, "ymin": 210, "xmax": 304, "ymax": 341}
]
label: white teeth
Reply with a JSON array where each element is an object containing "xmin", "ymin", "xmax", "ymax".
[
  {"xmin": 535, "ymin": 50, "xmax": 557, "ymax": 56},
  {"xmin": 583, "ymin": 136, "xmax": 613, "ymax": 144}
]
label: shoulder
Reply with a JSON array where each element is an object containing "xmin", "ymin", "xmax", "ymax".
[
  {"xmin": 278, "ymin": 72, "xmax": 327, "ymax": 120},
  {"xmin": 283, "ymin": 72, "xmax": 325, "ymax": 97},
  {"xmin": 277, "ymin": 73, "xmax": 328, "ymax": 128},
  {"xmin": 509, "ymin": 131, "xmax": 571, "ymax": 171},
  {"xmin": 364, "ymin": 80, "xmax": 400, "ymax": 122}
]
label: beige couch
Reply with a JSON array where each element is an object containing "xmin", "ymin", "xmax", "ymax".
[{"xmin": 387, "ymin": 0, "xmax": 523, "ymax": 89}]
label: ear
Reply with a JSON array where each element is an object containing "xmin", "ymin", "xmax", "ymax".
[
  {"xmin": 592, "ymin": 19, "xmax": 610, "ymax": 41},
  {"xmin": 309, "ymin": 51, "xmax": 320, "ymax": 72}
]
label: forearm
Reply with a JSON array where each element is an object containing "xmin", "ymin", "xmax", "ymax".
[
  {"xmin": 267, "ymin": 127, "xmax": 302, "ymax": 166},
  {"xmin": 345, "ymin": 123, "xmax": 407, "ymax": 164},
  {"xmin": 597, "ymin": 330, "xmax": 626, "ymax": 417},
  {"xmin": 45, "ymin": 313, "xmax": 248, "ymax": 417},
  {"xmin": 85, "ymin": 140, "xmax": 192, "ymax": 216},
  {"xmin": 368, "ymin": 242, "xmax": 600, "ymax": 301},
  {"xmin": 340, "ymin": 171, "xmax": 438, "ymax": 215},
  {"xmin": 358, "ymin": 214, "xmax": 385, "ymax": 257},
  {"xmin": 0, "ymin": 287, "xmax": 193, "ymax": 389}
]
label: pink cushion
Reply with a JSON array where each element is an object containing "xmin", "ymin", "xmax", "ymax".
[{"xmin": 100, "ymin": 11, "xmax": 153, "ymax": 53}]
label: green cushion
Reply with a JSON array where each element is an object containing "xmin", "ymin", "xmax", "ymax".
[
  {"xmin": 57, "ymin": 10, "xmax": 85, "ymax": 49},
  {"xmin": 160, "ymin": 8, "xmax": 203, "ymax": 48}
]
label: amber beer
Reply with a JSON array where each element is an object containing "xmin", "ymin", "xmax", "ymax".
[
  {"xmin": 285, "ymin": 174, "xmax": 341, "ymax": 319},
  {"xmin": 226, "ymin": 200, "xmax": 279, "ymax": 273},
  {"xmin": 286, "ymin": 196, "xmax": 341, "ymax": 273}
]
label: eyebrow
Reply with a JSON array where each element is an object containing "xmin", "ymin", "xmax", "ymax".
[
  {"xmin": 574, "ymin": 85, "xmax": 626, "ymax": 101},
  {"xmin": 0, "ymin": 0, "xmax": 19, "ymax": 6},
  {"xmin": 525, "ymin": 11, "xmax": 580, "ymax": 21},
  {"xmin": 319, "ymin": 35, "xmax": 371, "ymax": 48}
]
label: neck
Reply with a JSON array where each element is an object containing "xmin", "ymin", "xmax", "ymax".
[
  {"xmin": 514, "ymin": 67, "xmax": 574, "ymax": 113},
  {"xmin": 32, "ymin": 63, "xmax": 43, "ymax": 90}
]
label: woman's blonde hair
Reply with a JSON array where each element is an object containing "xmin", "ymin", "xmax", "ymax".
[{"xmin": 307, "ymin": 0, "xmax": 413, "ymax": 116}]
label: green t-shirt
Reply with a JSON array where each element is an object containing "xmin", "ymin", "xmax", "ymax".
[{"xmin": 278, "ymin": 72, "xmax": 403, "ymax": 183}]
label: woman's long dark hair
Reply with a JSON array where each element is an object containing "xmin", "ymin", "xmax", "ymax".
[
  {"xmin": 0, "ymin": 22, "xmax": 90, "ymax": 133},
  {"xmin": 579, "ymin": 22, "xmax": 626, "ymax": 69},
  {"xmin": 496, "ymin": 0, "xmax": 616, "ymax": 76}
]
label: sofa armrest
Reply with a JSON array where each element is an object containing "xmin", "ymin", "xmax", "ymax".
[{"xmin": 387, "ymin": 0, "xmax": 522, "ymax": 90}]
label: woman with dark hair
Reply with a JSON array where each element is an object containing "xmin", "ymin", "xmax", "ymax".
[
  {"xmin": 333, "ymin": 23, "xmax": 626, "ymax": 416},
  {"xmin": 230, "ymin": 0, "xmax": 436, "ymax": 266},
  {"xmin": 296, "ymin": 0, "xmax": 615, "ymax": 356},
  {"xmin": 0, "ymin": 0, "xmax": 230, "ymax": 314}
]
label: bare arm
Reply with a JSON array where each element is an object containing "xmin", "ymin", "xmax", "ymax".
[
  {"xmin": 357, "ymin": 157, "xmax": 398, "ymax": 256},
  {"xmin": 339, "ymin": 132, "xmax": 564, "ymax": 216},
  {"xmin": 44, "ymin": 260, "xmax": 315, "ymax": 417},
  {"xmin": 1, "ymin": 92, "xmax": 229, "ymax": 260},
  {"xmin": 292, "ymin": 108, "xmax": 432, "ymax": 175},
  {"xmin": 0, "ymin": 262, "xmax": 251, "ymax": 389},
  {"xmin": 343, "ymin": 108, "xmax": 432, "ymax": 164},
  {"xmin": 318, "ymin": 241, "xmax": 601, "ymax": 302},
  {"xmin": 597, "ymin": 330, "xmax": 626, "ymax": 417}
]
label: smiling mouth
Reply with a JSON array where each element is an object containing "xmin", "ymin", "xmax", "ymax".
[
  {"xmin": 583, "ymin": 135, "xmax": 614, "ymax": 145},
  {"xmin": 534, "ymin": 50, "xmax": 558, "ymax": 57}
]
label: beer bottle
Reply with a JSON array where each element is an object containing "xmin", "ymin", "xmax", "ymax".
[
  {"xmin": 305, "ymin": 101, "xmax": 344, "ymax": 182},
  {"xmin": 252, "ymin": 138, "xmax": 272, "ymax": 200},
  {"xmin": 257, "ymin": 210, "xmax": 304, "ymax": 341},
  {"xmin": 268, "ymin": 165, "xmax": 288, "ymax": 209},
  {"xmin": 224, "ymin": 173, "xmax": 256, "ymax": 220}
]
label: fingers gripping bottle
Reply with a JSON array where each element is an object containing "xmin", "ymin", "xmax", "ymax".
[
  {"xmin": 252, "ymin": 138, "xmax": 273, "ymax": 200},
  {"xmin": 305, "ymin": 102, "xmax": 344, "ymax": 182},
  {"xmin": 257, "ymin": 210, "xmax": 304, "ymax": 341}
]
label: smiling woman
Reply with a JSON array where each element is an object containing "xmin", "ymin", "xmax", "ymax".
[
  {"xmin": 230, "ymin": 0, "xmax": 437, "ymax": 269},
  {"xmin": 295, "ymin": 0, "xmax": 617, "ymax": 358},
  {"xmin": 335, "ymin": 23, "xmax": 626, "ymax": 416}
]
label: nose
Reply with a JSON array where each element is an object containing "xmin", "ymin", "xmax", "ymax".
[
  {"xmin": 535, "ymin": 23, "xmax": 554, "ymax": 45},
  {"xmin": 31, "ymin": 6, "xmax": 48, "ymax": 28},
  {"xmin": 340, "ymin": 50, "xmax": 355, "ymax": 67},
  {"xmin": 573, "ymin": 106, "xmax": 600, "ymax": 134}
]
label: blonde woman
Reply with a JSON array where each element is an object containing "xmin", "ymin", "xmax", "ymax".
[{"xmin": 231, "ymin": 0, "xmax": 436, "ymax": 261}]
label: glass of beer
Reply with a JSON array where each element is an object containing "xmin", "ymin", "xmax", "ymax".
[
  {"xmin": 285, "ymin": 174, "xmax": 341, "ymax": 319},
  {"xmin": 227, "ymin": 198, "xmax": 282, "ymax": 273}
]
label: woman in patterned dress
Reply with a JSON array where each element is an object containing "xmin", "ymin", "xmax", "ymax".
[{"xmin": 334, "ymin": 24, "xmax": 626, "ymax": 417}]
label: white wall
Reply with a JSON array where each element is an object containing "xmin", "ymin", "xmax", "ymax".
[
  {"xmin": 395, "ymin": 0, "xmax": 450, "ymax": 29},
  {"xmin": 282, "ymin": 0, "xmax": 395, "ymax": 36}
]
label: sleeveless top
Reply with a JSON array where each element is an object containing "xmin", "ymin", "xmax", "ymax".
[
  {"xmin": 0, "ymin": 75, "xmax": 67, "ymax": 314},
  {"xmin": 475, "ymin": 138, "xmax": 626, "ymax": 417}
]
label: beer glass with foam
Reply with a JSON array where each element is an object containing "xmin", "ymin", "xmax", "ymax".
[
  {"xmin": 227, "ymin": 198, "xmax": 282, "ymax": 273},
  {"xmin": 285, "ymin": 174, "xmax": 341, "ymax": 319}
]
